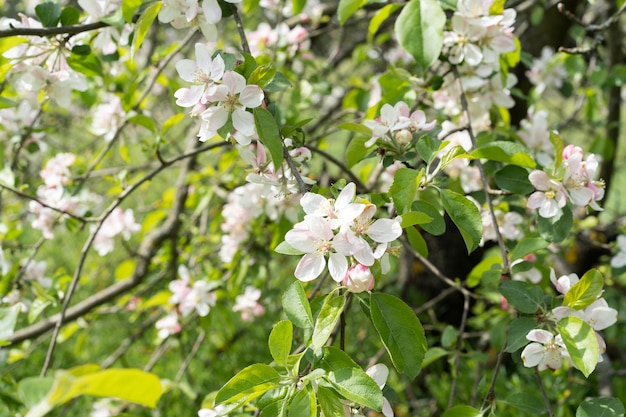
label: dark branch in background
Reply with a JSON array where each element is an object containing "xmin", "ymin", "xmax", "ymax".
[
  {"xmin": 8, "ymin": 141, "xmax": 228, "ymax": 348},
  {"xmin": 0, "ymin": 21, "xmax": 110, "ymax": 39}
]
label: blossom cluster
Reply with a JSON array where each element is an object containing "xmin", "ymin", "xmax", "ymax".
[
  {"xmin": 282, "ymin": 183, "xmax": 402, "ymax": 286},
  {"xmin": 520, "ymin": 270, "xmax": 618, "ymax": 372},
  {"xmin": 364, "ymin": 101, "xmax": 435, "ymax": 149},
  {"xmin": 527, "ymin": 144, "xmax": 604, "ymax": 218},
  {"xmin": 159, "ymin": 0, "xmax": 241, "ymax": 41},
  {"xmin": 91, "ymin": 207, "xmax": 141, "ymax": 256},
  {"xmin": 174, "ymin": 43, "xmax": 264, "ymax": 144}
]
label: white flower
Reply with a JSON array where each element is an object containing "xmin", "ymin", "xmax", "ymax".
[
  {"xmin": 284, "ymin": 216, "xmax": 348, "ymax": 282},
  {"xmin": 155, "ymin": 312, "xmax": 181, "ymax": 339},
  {"xmin": 365, "ymin": 364, "xmax": 394, "ymax": 417},
  {"xmin": 233, "ymin": 286, "xmax": 265, "ymax": 321},
  {"xmin": 198, "ymin": 71, "xmax": 264, "ymax": 143},
  {"xmin": 92, "ymin": 208, "xmax": 141, "ymax": 256},
  {"xmin": 527, "ymin": 170, "xmax": 567, "ymax": 218},
  {"xmin": 300, "ymin": 182, "xmax": 365, "ymax": 229},
  {"xmin": 174, "ymin": 43, "xmax": 225, "ymax": 108},
  {"xmin": 521, "ymin": 329, "xmax": 568, "ymax": 371}
]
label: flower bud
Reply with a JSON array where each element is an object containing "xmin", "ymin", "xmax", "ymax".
[
  {"xmin": 394, "ymin": 129, "xmax": 412, "ymax": 146},
  {"xmin": 343, "ymin": 264, "xmax": 375, "ymax": 293}
]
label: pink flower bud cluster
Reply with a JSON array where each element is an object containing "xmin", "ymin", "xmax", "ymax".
[
  {"xmin": 521, "ymin": 269, "xmax": 618, "ymax": 372},
  {"xmin": 283, "ymin": 183, "xmax": 402, "ymax": 283},
  {"xmin": 527, "ymin": 145, "xmax": 604, "ymax": 218}
]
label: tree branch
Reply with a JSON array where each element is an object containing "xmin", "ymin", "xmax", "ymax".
[{"xmin": 0, "ymin": 21, "xmax": 110, "ymax": 39}]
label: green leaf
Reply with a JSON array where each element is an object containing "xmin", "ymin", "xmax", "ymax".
[
  {"xmin": 407, "ymin": 226, "xmax": 428, "ymax": 257},
  {"xmin": 346, "ymin": 136, "xmax": 373, "ymax": 169},
  {"xmin": 17, "ymin": 377, "xmax": 54, "ymax": 408},
  {"xmin": 71, "ymin": 45, "xmax": 91, "ymax": 56},
  {"xmin": 127, "ymin": 114, "xmax": 157, "ymax": 133},
  {"xmin": 400, "ymin": 211, "xmax": 433, "ymax": 228},
  {"xmin": 471, "ymin": 141, "xmax": 536, "ymax": 168},
  {"xmin": 47, "ymin": 367, "xmax": 163, "ymax": 408},
  {"xmin": 439, "ymin": 189, "xmax": 482, "ymax": 253},
  {"xmin": 312, "ymin": 293, "xmax": 346, "ymax": 350},
  {"xmin": 395, "ymin": 0, "xmax": 446, "ymax": 68},
  {"xmin": 325, "ymin": 367, "xmax": 383, "ymax": 411},
  {"xmin": 269, "ymin": 320, "xmax": 293, "ymax": 366},
  {"xmin": 390, "ymin": 168, "xmax": 421, "ymax": 214},
  {"xmin": 122, "ymin": 0, "xmax": 143, "ymax": 23},
  {"xmin": 412, "ymin": 200, "xmax": 445, "ymax": 235},
  {"xmin": 275, "ymin": 241, "xmax": 305, "ymax": 255},
  {"xmin": 265, "ymin": 71, "xmax": 292, "ymax": 92},
  {"xmin": 248, "ymin": 64, "xmax": 277, "ymax": 88},
  {"xmin": 550, "ymin": 131, "xmax": 564, "ymax": 168},
  {"xmin": 319, "ymin": 346, "xmax": 360, "ymax": 372},
  {"xmin": 576, "ymin": 398, "xmax": 625, "ymax": 417},
  {"xmin": 0, "ymin": 305, "xmax": 19, "ymax": 342},
  {"xmin": 416, "ymin": 135, "xmax": 442, "ymax": 164},
  {"xmin": 317, "ymin": 386, "xmax": 345, "ymax": 417},
  {"xmin": 498, "ymin": 280, "xmax": 543, "ymax": 314},
  {"xmin": 537, "ymin": 206, "xmax": 573, "ymax": 243},
  {"xmin": 161, "ymin": 113, "xmax": 185, "ymax": 136},
  {"xmin": 509, "ymin": 237, "xmax": 549, "ymax": 262},
  {"xmin": 505, "ymin": 317, "xmax": 540, "ymax": 353},
  {"xmin": 36, "ymin": 2, "xmax": 62, "ymax": 27},
  {"xmin": 495, "ymin": 165, "xmax": 534, "ymax": 194},
  {"xmin": 558, "ymin": 316, "xmax": 599, "ymax": 378},
  {"xmin": 368, "ymin": 4, "xmax": 402, "ymax": 41},
  {"xmin": 370, "ymin": 293, "xmax": 427, "ymax": 379},
  {"xmin": 60, "ymin": 6, "xmax": 80, "ymax": 26},
  {"xmin": 215, "ymin": 364, "xmax": 281, "ymax": 405},
  {"xmin": 282, "ymin": 281, "xmax": 314, "ymax": 329},
  {"xmin": 338, "ymin": 0, "xmax": 367, "ymax": 24},
  {"xmin": 422, "ymin": 347, "xmax": 449, "ymax": 368},
  {"xmin": 563, "ymin": 269, "xmax": 604, "ymax": 310},
  {"xmin": 254, "ymin": 107, "xmax": 284, "ymax": 168},
  {"xmin": 0, "ymin": 96, "xmax": 17, "ymax": 109},
  {"xmin": 66, "ymin": 53, "xmax": 103, "ymax": 77},
  {"xmin": 292, "ymin": 0, "xmax": 306, "ymax": 14},
  {"xmin": 439, "ymin": 145, "xmax": 469, "ymax": 172},
  {"xmin": 131, "ymin": 1, "xmax": 161, "ymax": 58},
  {"xmin": 501, "ymin": 392, "xmax": 546, "ymax": 414},
  {"xmin": 288, "ymin": 386, "xmax": 316, "ymax": 417},
  {"xmin": 442, "ymin": 405, "xmax": 483, "ymax": 417},
  {"xmin": 467, "ymin": 256, "xmax": 502, "ymax": 288}
]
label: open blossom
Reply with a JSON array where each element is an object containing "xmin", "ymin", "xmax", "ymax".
[
  {"xmin": 550, "ymin": 269, "xmax": 579, "ymax": 295},
  {"xmin": 526, "ymin": 47, "xmax": 567, "ymax": 94},
  {"xmin": 562, "ymin": 145, "xmax": 604, "ymax": 210},
  {"xmin": 155, "ymin": 312, "xmax": 181, "ymax": 339},
  {"xmin": 169, "ymin": 266, "xmax": 217, "ymax": 317},
  {"xmin": 174, "ymin": 43, "xmax": 225, "ymax": 108},
  {"xmin": 300, "ymin": 182, "xmax": 365, "ymax": 229},
  {"xmin": 519, "ymin": 110, "xmax": 553, "ymax": 166},
  {"xmin": 527, "ymin": 170, "xmax": 567, "ymax": 218},
  {"xmin": 233, "ymin": 286, "xmax": 265, "ymax": 321},
  {"xmin": 90, "ymin": 93, "xmax": 125, "ymax": 142},
  {"xmin": 92, "ymin": 208, "xmax": 141, "ymax": 256},
  {"xmin": 521, "ymin": 329, "xmax": 569, "ymax": 371},
  {"xmin": 198, "ymin": 71, "xmax": 264, "ymax": 143},
  {"xmin": 285, "ymin": 215, "xmax": 349, "ymax": 282},
  {"xmin": 364, "ymin": 101, "xmax": 435, "ymax": 147}
]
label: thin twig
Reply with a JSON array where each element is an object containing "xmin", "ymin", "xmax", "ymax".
[
  {"xmin": 0, "ymin": 21, "xmax": 110, "ymax": 39},
  {"xmin": 534, "ymin": 368, "xmax": 555, "ymax": 417},
  {"xmin": 447, "ymin": 291, "xmax": 471, "ymax": 408},
  {"xmin": 175, "ymin": 330, "xmax": 207, "ymax": 381}
]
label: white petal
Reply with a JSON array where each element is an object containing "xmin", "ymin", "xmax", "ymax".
[
  {"xmin": 366, "ymin": 363, "xmax": 389, "ymax": 389},
  {"xmin": 239, "ymin": 85, "xmax": 264, "ymax": 108},
  {"xmin": 335, "ymin": 182, "xmax": 356, "ymax": 210},
  {"xmin": 175, "ymin": 59, "xmax": 198, "ymax": 82},
  {"xmin": 328, "ymin": 252, "xmax": 348, "ymax": 282},
  {"xmin": 526, "ymin": 329, "xmax": 553, "ymax": 344},
  {"xmin": 232, "ymin": 108, "xmax": 255, "ymax": 136},
  {"xmin": 294, "ymin": 253, "xmax": 325, "ymax": 282},
  {"xmin": 202, "ymin": 0, "xmax": 222, "ymax": 23},
  {"xmin": 367, "ymin": 219, "xmax": 402, "ymax": 243},
  {"xmin": 175, "ymin": 85, "xmax": 204, "ymax": 107}
]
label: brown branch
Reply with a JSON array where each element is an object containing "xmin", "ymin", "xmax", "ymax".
[
  {"xmin": 8, "ymin": 141, "xmax": 228, "ymax": 348},
  {"xmin": 0, "ymin": 21, "xmax": 110, "ymax": 39}
]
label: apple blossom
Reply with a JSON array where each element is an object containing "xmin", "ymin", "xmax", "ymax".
[
  {"xmin": 526, "ymin": 47, "xmax": 568, "ymax": 94},
  {"xmin": 92, "ymin": 208, "xmax": 141, "ymax": 256},
  {"xmin": 521, "ymin": 329, "xmax": 569, "ymax": 371},
  {"xmin": 518, "ymin": 110, "xmax": 554, "ymax": 166},
  {"xmin": 198, "ymin": 70, "xmax": 264, "ymax": 143},
  {"xmin": 342, "ymin": 264, "xmax": 375, "ymax": 293},
  {"xmin": 174, "ymin": 43, "xmax": 225, "ymax": 108},
  {"xmin": 550, "ymin": 269, "xmax": 580, "ymax": 295},
  {"xmin": 299, "ymin": 182, "xmax": 365, "ymax": 229},
  {"xmin": 155, "ymin": 312, "xmax": 182, "ymax": 339},
  {"xmin": 527, "ymin": 170, "xmax": 567, "ymax": 218},
  {"xmin": 233, "ymin": 286, "xmax": 265, "ymax": 321}
]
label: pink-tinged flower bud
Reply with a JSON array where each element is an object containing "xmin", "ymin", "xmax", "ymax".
[
  {"xmin": 523, "ymin": 253, "xmax": 537, "ymax": 262},
  {"xmin": 395, "ymin": 129, "xmax": 412, "ymax": 146},
  {"xmin": 343, "ymin": 264, "xmax": 375, "ymax": 293},
  {"xmin": 562, "ymin": 144, "xmax": 583, "ymax": 161}
]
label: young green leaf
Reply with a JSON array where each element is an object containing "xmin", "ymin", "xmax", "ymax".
[
  {"xmin": 288, "ymin": 385, "xmax": 317, "ymax": 417},
  {"xmin": 557, "ymin": 316, "xmax": 599, "ymax": 378},
  {"xmin": 370, "ymin": 293, "xmax": 427, "ymax": 379},
  {"xmin": 338, "ymin": 0, "xmax": 367, "ymax": 25},
  {"xmin": 505, "ymin": 317, "xmax": 541, "ymax": 353},
  {"xmin": 131, "ymin": 2, "xmax": 162, "ymax": 58},
  {"xmin": 395, "ymin": 0, "xmax": 446, "ymax": 68},
  {"xmin": 498, "ymin": 280, "xmax": 543, "ymax": 314},
  {"xmin": 254, "ymin": 107, "xmax": 284, "ymax": 168},
  {"xmin": 439, "ymin": 189, "xmax": 482, "ymax": 253},
  {"xmin": 509, "ymin": 237, "xmax": 549, "ymax": 262},
  {"xmin": 269, "ymin": 320, "xmax": 293, "ymax": 366},
  {"xmin": 563, "ymin": 269, "xmax": 604, "ymax": 310},
  {"xmin": 537, "ymin": 206, "xmax": 573, "ymax": 243},
  {"xmin": 441, "ymin": 405, "xmax": 484, "ymax": 417},
  {"xmin": 390, "ymin": 168, "xmax": 421, "ymax": 214},
  {"xmin": 324, "ymin": 367, "xmax": 383, "ymax": 411},
  {"xmin": 312, "ymin": 293, "xmax": 346, "ymax": 350},
  {"xmin": 282, "ymin": 281, "xmax": 314, "ymax": 329},
  {"xmin": 35, "ymin": 2, "xmax": 61, "ymax": 27},
  {"xmin": 495, "ymin": 165, "xmax": 534, "ymax": 195},
  {"xmin": 215, "ymin": 364, "xmax": 282, "ymax": 405},
  {"xmin": 471, "ymin": 141, "xmax": 536, "ymax": 168}
]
